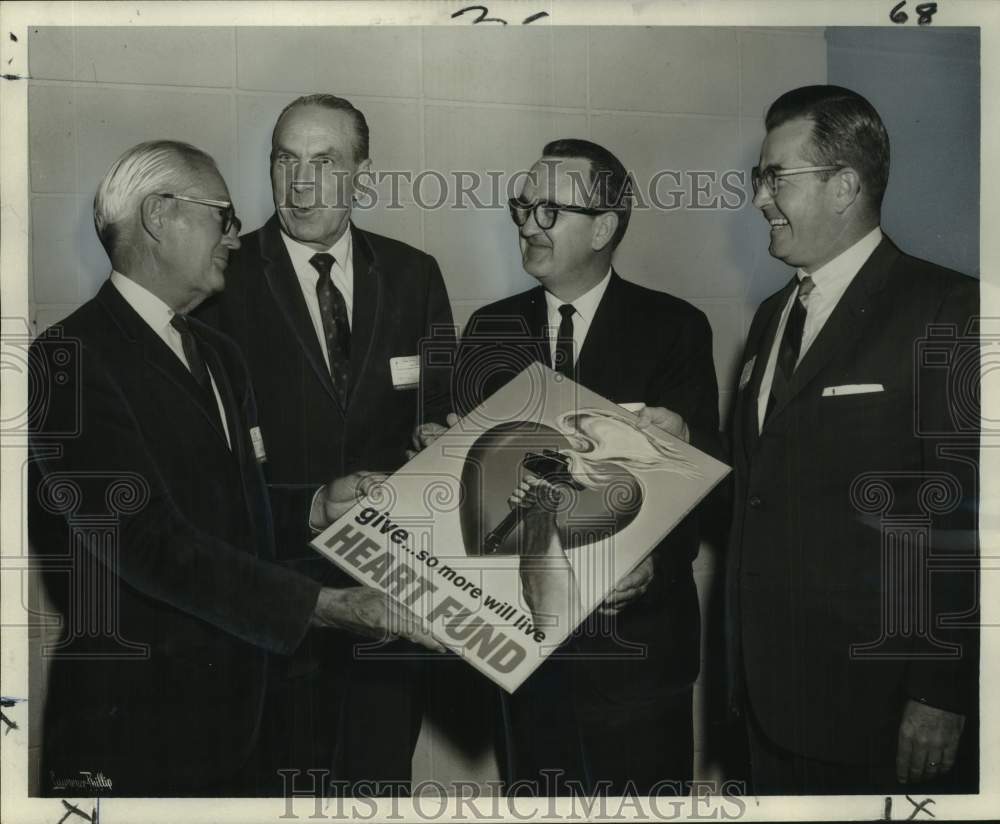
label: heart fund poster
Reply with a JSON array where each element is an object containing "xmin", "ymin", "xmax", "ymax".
[{"xmin": 311, "ymin": 363, "xmax": 730, "ymax": 692}]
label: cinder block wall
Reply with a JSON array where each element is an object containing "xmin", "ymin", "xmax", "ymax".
[
  {"xmin": 26, "ymin": 26, "xmax": 828, "ymax": 791},
  {"xmin": 827, "ymin": 27, "xmax": 979, "ymax": 278}
]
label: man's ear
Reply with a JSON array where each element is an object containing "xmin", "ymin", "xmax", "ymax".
[
  {"xmin": 140, "ymin": 193, "xmax": 168, "ymax": 242},
  {"xmin": 352, "ymin": 157, "xmax": 374, "ymax": 201},
  {"xmin": 592, "ymin": 211, "xmax": 618, "ymax": 252},
  {"xmin": 832, "ymin": 167, "xmax": 863, "ymax": 214}
]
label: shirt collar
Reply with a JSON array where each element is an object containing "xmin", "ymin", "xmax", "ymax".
[
  {"xmin": 280, "ymin": 224, "xmax": 353, "ymax": 277},
  {"xmin": 544, "ymin": 267, "xmax": 614, "ymax": 324},
  {"xmin": 797, "ymin": 226, "xmax": 882, "ymax": 294},
  {"xmin": 109, "ymin": 270, "xmax": 177, "ymax": 332}
]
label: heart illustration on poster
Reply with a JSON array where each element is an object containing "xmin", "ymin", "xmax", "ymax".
[{"xmin": 459, "ymin": 419, "xmax": 644, "ymax": 556}]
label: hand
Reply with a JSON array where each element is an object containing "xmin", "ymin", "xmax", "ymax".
[
  {"xmin": 896, "ymin": 698, "xmax": 965, "ymax": 784},
  {"xmin": 405, "ymin": 413, "xmax": 459, "ymax": 459},
  {"xmin": 311, "ymin": 586, "xmax": 446, "ymax": 652},
  {"xmin": 598, "ymin": 556, "xmax": 654, "ymax": 615},
  {"xmin": 634, "ymin": 405, "xmax": 689, "ymax": 443},
  {"xmin": 510, "ymin": 476, "xmax": 581, "ymax": 626},
  {"xmin": 310, "ymin": 471, "xmax": 388, "ymax": 529}
]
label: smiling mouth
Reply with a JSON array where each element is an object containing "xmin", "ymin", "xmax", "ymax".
[{"xmin": 768, "ymin": 217, "xmax": 789, "ymax": 231}]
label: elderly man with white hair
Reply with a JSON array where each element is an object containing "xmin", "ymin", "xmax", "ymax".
[{"xmin": 28, "ymin": 140, "xmax": 441, "ymax": 797}]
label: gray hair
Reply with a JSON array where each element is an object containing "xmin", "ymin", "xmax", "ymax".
[{"xmin": 93, "ymin": 140, "xmax": 218, "ymax": 256}]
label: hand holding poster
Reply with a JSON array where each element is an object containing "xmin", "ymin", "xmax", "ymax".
[{"xmin": 311, "ymin": 363, "xmax": 729, "ymax": 691}]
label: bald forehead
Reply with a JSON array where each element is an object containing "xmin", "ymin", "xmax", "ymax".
[
  {"xmin": 272, "ymin": 104, "xmax": 361, "ymax": 158},
  {"xmin": 176, "ymin": 158, "xmax": 229, "ymax": 200},
  {"xmin": 523, "ymin": 156, "xmax": 593, "ymax": 205}
]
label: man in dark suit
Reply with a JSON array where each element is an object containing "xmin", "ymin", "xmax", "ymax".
[
  {"xmin": 197, "ymin": 95, "xmax": 455, "ymax": 793},
  {"xmin": 454, "ymin": 139, "xmax": 720, "ymax": 795},
  {"xmin": 29, "ymin": 140, "xmax": 442, "ymax": 797},
  {"xmin": 727, "ymin": 86, "xmax": 978, "ymax": 793}
]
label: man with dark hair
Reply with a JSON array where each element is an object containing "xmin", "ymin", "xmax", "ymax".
[
  {"xmin": 727, "ymin": 85, "xmax": 978, "ymax": 793},
  {"xmin": 30, "ymin": 140, "xmax": 442, "ymax": 797},
  {"xmin": 454, "ymin": 138, "xmax": 720, "ymax": 795},
  {"xmin": 198, "ymin": 95, "xmax": 455, "ymax": 793}
]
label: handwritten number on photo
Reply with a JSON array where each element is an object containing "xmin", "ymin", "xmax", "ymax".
[
  {"xmin": 890, "ymin": 1, "xmax": 938, "ymax": 25},
  {"xmin": 452, "ymin": 5, "xmax": 549, "ymax": 25}
]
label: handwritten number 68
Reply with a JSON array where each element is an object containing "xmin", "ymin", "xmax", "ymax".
[{"xmin": 890, "ymin": 1, "xmax": 939, "ymax": 25}]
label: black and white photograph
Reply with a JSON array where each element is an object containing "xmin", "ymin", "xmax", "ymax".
[{"xmin": 0, "ymin": 1, "xmax": 996, "ymax": 822}]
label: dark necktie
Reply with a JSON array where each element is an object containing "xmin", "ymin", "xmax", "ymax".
[
  {"xmin": 555, "ymin": 303, "xmax": 576, "ymax": 379},
  {"xmin": 170, "ymin": 314, "xmax": 213, "ymax": 395},
  {"xmin": 170, "ymin": 313, "xmax": 224, "ymax": 431},
  {"xmin": 766, "ymin": 275, "xmax": 815, "ymax": 421},
  {"xmin": 310, "ymin": 252, "xmax": 351, "ymax": 407}
]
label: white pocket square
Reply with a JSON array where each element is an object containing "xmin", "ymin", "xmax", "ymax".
[{"xmin": 822, "ymin": 383, "xmax": 884, "ymax": 397}]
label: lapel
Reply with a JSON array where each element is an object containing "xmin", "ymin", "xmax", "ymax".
[
  {"xmin": 257, "ymin": 216, "xmax": 340, "ymax": 406},
  {"xmin": 96, "ymin": 282, "xmax": 228, "ymax": 444},
  {"xmin": 761, "ymin": 236, "xmax": 898, "ymax": 431},
  {"xmin": 347, "ymin": 225, "xmax": 382, "ymax": 402},
  {"xmin": 740, "ymin": 277, "xmax": 797, "ymax": 456},
  {"xmin": 192, "ymin": 320, "xmax": 248, "ymax": 463},
  {"xmin": 193, "ymin": 323, "xmax": 271, "ymax": 541},
  {"xmin": 575, "ymin": 270, "xmax": 622, "ymax": 396},
  {"xmin": 520, "ymin": 286, "xmax": 551, "ymax": 368}
]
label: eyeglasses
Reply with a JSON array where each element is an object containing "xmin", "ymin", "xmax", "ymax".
[
  {"xmin": 508, "ymin": 197, "xmax": 610, "ymax": 230},
  {"xmin": 156, "ymin": 193, "xmax": 242, "ymax": 236},
  {"xmin": 750, "ymin": 165, "xmax": 845, "ymax": 197}
]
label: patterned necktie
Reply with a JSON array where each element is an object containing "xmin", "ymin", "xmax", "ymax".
[
  {"xmin": 766, "ymin": 275, "xmax": 815, "ymax": 421},
  {"xmin": 555, "ymin": 304, "xmax": 576, "ymax": 379},
  {"xmin": 170, "ymin": 314, "xmax": 213, "ymax": 395},
  {"xmin": 310, "ymin": 252, "xmax": 351, "ymax": 407}
]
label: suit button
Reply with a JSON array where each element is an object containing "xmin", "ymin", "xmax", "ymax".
[{"xmin": 748, "ymin": 495, "xmax": 762, "ymax": 509}]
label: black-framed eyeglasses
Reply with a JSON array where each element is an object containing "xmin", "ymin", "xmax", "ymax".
[
  {"xmin": 507, "ymin": 197, "xmax": 610, "ymax": 230},
  {"xmin": 156, "ymin": 193, "xmax": 242, "ymax": 236},
  {"xmin": 750, "ymin": 165, "xmax": 845, "ymax": 197}
]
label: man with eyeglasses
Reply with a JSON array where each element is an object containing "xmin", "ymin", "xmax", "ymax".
[
  {"xmin": 453, "ymin": 138, "xmax": 720, "ymax": 795},
  {"xmin": 28, "ymin": 140, "xmax": 443, "ymax": 796},
  {"xmin": 727, "ymin": 85, "xmax": 978, "ymax": 793},
  {"xmin": 196, "ymin": 94, "xmax": 456, "ymax": 795}
]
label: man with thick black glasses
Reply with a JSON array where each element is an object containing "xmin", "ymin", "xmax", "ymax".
[
  {"xmin": 728, "ymin": 85, "xmax": 979, "ymax": 794},
  {"xmin": 453, "ymin": 138, "xmax": 720, "ymax": 795},
  {"xmin": 28, "ymin": 140, "xmax": 442, "ymax": 796}
]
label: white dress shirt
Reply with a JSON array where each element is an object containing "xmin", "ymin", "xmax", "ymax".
[
  {"xmin": 110, "ymin": 271, "xmax": 231, "ymax": 448},
  {"xmin": 757, "ymin": 226, "xmax": 883, "ymax": 431},
  {"xmin": 544, "ymin": 268, "xmax": 613, "ymax": 368},
  {"xmin": 280, "ymin": 226, "xmax": 354, "ymax": 372}
]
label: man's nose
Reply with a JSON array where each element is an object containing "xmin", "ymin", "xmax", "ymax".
[
  {"xmin": 520, "ymin": 211, "xmax": 543, "ymax": 237},
  {"xmin": 751, "ymin": 184, "xmax": 772, "ymax": 210},
  {"xmin": 286, "ymin": 161, "xmax": 318, "ymax": 188},
  {"xmin": 222, "ymin": 229, "xmax": 241, "ymax": 250}
]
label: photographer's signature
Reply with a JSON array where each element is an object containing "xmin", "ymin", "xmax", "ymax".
[{"xmin": 50, "ymin": 770, "xmax": 113, "ymax": 792}]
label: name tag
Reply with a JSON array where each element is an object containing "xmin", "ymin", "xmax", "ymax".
[
  {"xmin": 739, "ymin": 356, "xmax": 757, "ymax": 391},
  {"xmin": 250, "ymin": 426, "xmax": 267, "ymax": 463},
  {"xmin": 390, "ymin": 355, "xmax": 420, "ymax": 390}
]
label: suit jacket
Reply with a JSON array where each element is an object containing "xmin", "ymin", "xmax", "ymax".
[
  {"xmin": 29, "ymin": 282, "xmax": 321, "ymax": 796},
  {"xmin": 196, "ymin": 216, "xmax": 455, "ymax": 785},
  {"xmin": 727, "ymin": 236, "xmax": 979, "ymax": 764},
  {"xmin": 456, "ymin": 271, "xmax": 720, "ymax": 705},
  {"xmin": 198, "ymin": 217, "xmax": 455, "ymax": 582}
]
